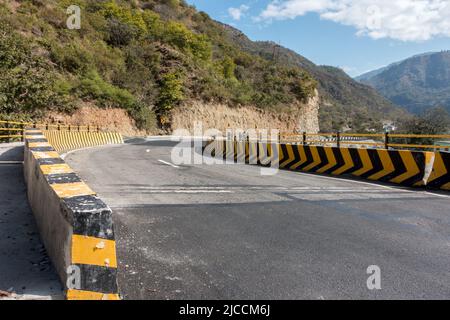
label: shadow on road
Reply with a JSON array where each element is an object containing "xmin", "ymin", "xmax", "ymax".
[{"xmin": 0, "ymin": 144, "xmax": 62, "ymax": 299}]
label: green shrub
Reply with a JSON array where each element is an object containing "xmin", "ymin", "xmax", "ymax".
[
  {"xmin": 50, "ymin": 40, "xmax": 94, "ymax": 74},
  {"xmin": 157, "ymin": 72, "xmax": 184, "ymax": 113},
  {"xmin": 100, "ymin": 1, "xmax": 147, "ymax": 34},
  {"xmin": 164, "ymin": 21, "xmax": 211, "ymax": 61},
  {"xmin": 127, "ymin": 102, "xmax": 158, "ymax": 131},
  {"xmin": 77, "ymin": 70, "xmax": 136, "ymax": 109},
  {"xmin": 0, "ymin": 22, "xmax": 66, "ymax": 116}
]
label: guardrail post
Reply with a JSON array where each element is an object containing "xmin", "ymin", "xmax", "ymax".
[
  {"xmin": 58, "ymin": 123, "xmax": 61, "ymax": 131},
  {"xmin": 302, "ymin": 132, "xmax": 307, "ymax": 146},
  {"xmin": 46, "ymin": 124, "xmax": 49, "ymax": 130},
  {"xmin": 385, "ymin": 132, "xmax": 390, "ymax": 149},
  {"xmin": 6, "ymin": 122, "xmax": 10, "ymax": 143},
  {"xmin": 336, "ymin": 131, "xmax": 341, "ymax": 148}
]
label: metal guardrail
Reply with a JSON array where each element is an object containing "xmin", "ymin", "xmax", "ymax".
[
  {"xmin": 0, "ymin": 120, "xmax": 102, "ymax": 143},
  {"xmin": 221, "ymin": 130, "xmax": 450, "ymax": 151}
]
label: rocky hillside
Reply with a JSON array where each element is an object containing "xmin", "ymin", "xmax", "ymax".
[
  {"xmin": 358, "ymin": 51, "xmax": 450, "ymax": 115},
  {"xmin": 220, "ymin": 24, "xmax": 407, "ymax": 132},
  {"xmin": 0, "ymin": 0, "xmax": 318, "ymax": 133}
]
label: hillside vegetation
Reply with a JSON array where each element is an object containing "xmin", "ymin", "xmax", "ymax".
[
  {"xmin": 0, "ymin": 0, "xmax": 317, "ymax": 131},
  {"xmin": 358, "ymin": 51, "xmax": 450, "ymax": 116}
]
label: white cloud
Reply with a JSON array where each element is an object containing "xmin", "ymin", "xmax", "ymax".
[
  {"xmin": 229, "ymin": 4, "xmax": 250, "ymax": 21},
  {"xmin": 259, "ymin": 0, "xmax": 450, "ymax": 41}
]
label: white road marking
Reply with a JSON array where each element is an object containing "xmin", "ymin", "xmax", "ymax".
[
  {"xmin": 158, "ymin": 159, "xmax": 180, "ymax": 168},
  {"xmin": 0, "ymin": 161, "xmax": 22, "ymax": 165},
  {"xmin": 292, "ymin": 171, "xmax": 450, "ymax": 199}
]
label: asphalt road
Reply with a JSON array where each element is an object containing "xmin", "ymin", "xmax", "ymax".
[{"xmin": 64, "ymin": 138, "xmax": 450, "ymax": 300}]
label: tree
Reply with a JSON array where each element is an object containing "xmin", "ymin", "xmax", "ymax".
[{"xmin": 397, "ymin": 106, "xmax": 450, "ymax": 146}]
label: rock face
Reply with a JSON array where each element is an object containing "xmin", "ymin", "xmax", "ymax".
[
  {"xmin": 44, "ymin": 104, "xmax": 151, "ymax": 137},
  {"xmin": 171, "ymin": 90, "xmax": 320, "ymax": 134}
]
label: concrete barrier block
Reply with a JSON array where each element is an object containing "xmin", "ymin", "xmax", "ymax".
[{"xmin": 23, "ymin": 129, "xmax": 120, "ymax": 300}]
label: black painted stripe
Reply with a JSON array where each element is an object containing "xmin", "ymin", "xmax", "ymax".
[
  {"xmin": 279, "ymin": 144, "xmax": 288, "ymax": 166},
  {"xmin": 27, "ymin": 138, "xmax": 48, "ymax": 143},
  {"xmin": 402, "ymin": 151, "xmax": 426, "ymax": 186},
  {"xmin": 309, "ymin": 146, "xmax": 328, "ymax": 172},
  {"xmin": 72, "ymin": 209, "xmax": 115, "ymax": 240},
  {"xmin": 428, "ymin": 152, "xmax": 450, "ymax": 188},
  {"xmin": 361, "ymin": 149, "xmax": 383, "ymax": 179},
  {"xmin": 46, "ymin": 173, "xmax": 83, "ymax": 185},
  {"xmin": 383, "ymin": 150, "xmax": 406, "ymax": 182},
  {"xmin": 245, "ymin": 142, "xmax": 250, "ymax": 164},
  {"xmin": 29, "ymin": 146, "xmax": 55, "ymax": 152},
  {"xmin": 62, "ymin": 195, "xmax": 115, "ymax": 240},
  {"xmin": 346, "ymin": 148, "xmax": 363, "ymax": 175},
  {"xmin": 284, "ymin": 144, "xmax": 301, "ymax": 169},
  {"xmin": 296, "ymin": 146, "xmax": 314, "ymax": 171},
  {"xmin": 37, "ymin": 157, "xmax": 65, "ymax": 165},
  {"xmin": 326, "ymin": 147, "xmax": 344, "ymax": 174},
  {"xmin": 75, "ymin": 264, "xmax": 118, "ymax": 294}
]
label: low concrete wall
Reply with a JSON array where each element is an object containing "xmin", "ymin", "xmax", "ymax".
[
  {"xmin": 205, "ymin": 140, "xmax": 436, "ymax": 188},
  {"xmin": 43, "ymin": 130, "xmax": 123, "ymax": 153},
  {"xmin": 23, "ymin": 129, "xmax": 120, "ymax": 300},
  {"xmin": 427, "ymin": 151, "xmax": 450, "ymax": 191}
]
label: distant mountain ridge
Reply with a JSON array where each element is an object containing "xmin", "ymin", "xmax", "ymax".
[
  {"xmin": 219, "ymin": 23, "xmax": 407, "ymax": 132},
  {"xmin": 357, "ymin": 51, "xmax": 450, "ymax": 115},
  {"xmin": 355, "ymin": 52, "xmax": 437, "ymax": 81}
]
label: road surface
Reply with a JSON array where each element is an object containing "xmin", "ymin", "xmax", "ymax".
[
  {"xmin": 64, "ymin": 138, "xmax": 450, "ymax": 300},
  {"xmin": 0, "ymin": 143, "xmax": 62, "ymax": 300}
]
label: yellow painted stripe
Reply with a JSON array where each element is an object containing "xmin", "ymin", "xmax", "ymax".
[
  {"xmin": 72, "ymin": 235, "xmax": 117, "ymax": 268},
  {"xmin": 40, "ymin": 163, "xmax": 74, "ymax": 175},
  {"xmin": 28, "ymin": 142, "xmax": 51, "ymax": 148},
  {"xmin": 51, "ymin": 182, "xmax": 95, "ymax": 198},
  {"xmin": 25, "ymin": 135, "xmax": 45, "ymax": 139},
  {"xmin": 66, "ymin": 289, "xmax": 120, "ymax": 300},
  {"xmin": 236, "ymin": 141, "xmax": 245, "ymax": 162},
  {"xmin": 316, "ymin": 147, "xmax": 337, "ymax": 173},
  {"xmin": 390, "ymin": 151, "xmax": 420, "ymax": 184},
  {"xmin": 32, "ymin": 151, "xmax": 60, "ymax": 159},
  {"xmin": 352, "ymin": 148, "xmax": 373, "ymax": 177},
  {"xmin": 368, "ymin": 150, "xmax": 395, "ymax": 181},
  {"xmin": 427, "ymin": 153, "xmax": 447, "ymax": 183},
  {"xmin": 332, "ymin": 148, "xmax": 354, "ymax": 175},
  {"xmin": 249, "ymin": 142, "xmax": 258, "ymax": 163},
  {"xmin": 303, "ymin": 146, "xmax": 321, "ymax": 172}
]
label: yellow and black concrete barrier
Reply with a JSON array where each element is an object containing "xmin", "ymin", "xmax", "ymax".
[
  {"xmin": 278, "ymin": 144, "xmax": 430, "ymax": 187},
  {"xmin": 205, "ymin": 139, "xmax": 437, "ymax": 188},
  {"xmin": 43, "ymin": 130, "xmax": 124, "ymax": 153},
  {"xmin": 23, "ymin": 129, "xmax": 120, "ymax": 300},
  {"xmin": 427, "ymin": 151, "xmax": 450, "ymax": 191}
]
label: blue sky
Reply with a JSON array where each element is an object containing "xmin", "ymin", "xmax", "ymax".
[{"xmin": 186, "ymin": 0, "xmax": 450, "ymax": 77}]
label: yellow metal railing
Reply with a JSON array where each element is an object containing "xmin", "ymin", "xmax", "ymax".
[
  {"xmin": 221, "ymin": 129, "xmax": 450, "ymax": 151},
  {"xmin": 0, "ymin": 119, "xmax": 103, "ymax": 143}
]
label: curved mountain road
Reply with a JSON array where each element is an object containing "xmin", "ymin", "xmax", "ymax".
[{"xmin": 64, "ymin": 138, "xmax": 450, "ymax": 300}]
